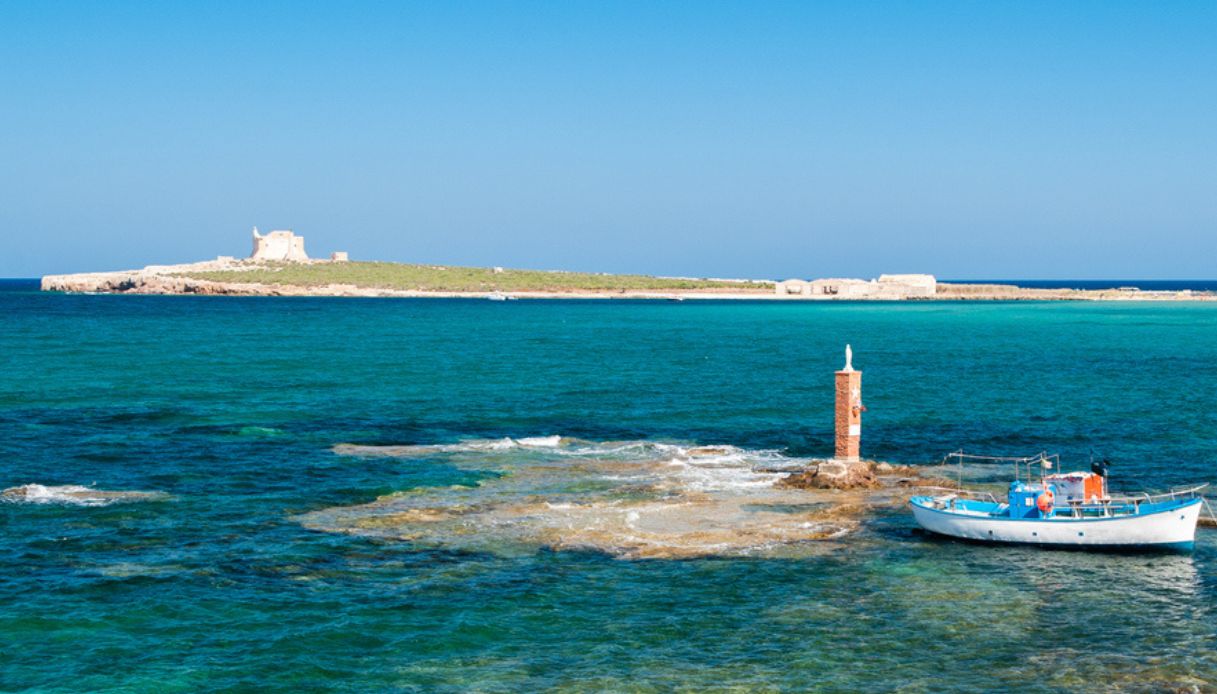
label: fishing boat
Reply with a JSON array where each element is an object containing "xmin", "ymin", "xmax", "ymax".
[{"xmin": 909, "ymin": 452, "xmax": 1207, "ymax": 551}]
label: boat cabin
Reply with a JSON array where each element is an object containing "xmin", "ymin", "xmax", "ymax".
[
  {"xmin": 1007, "ymin": 481, "xmax": 1053, "ymax": 519},
  {"xmin": 1044, "ymin": 471, "xmax": 1106, "ymax": 505}
]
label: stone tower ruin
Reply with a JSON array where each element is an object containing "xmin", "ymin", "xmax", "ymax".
[{"xmin": 250, "ymin": 227, "xmax": 308, "ymax": 261}]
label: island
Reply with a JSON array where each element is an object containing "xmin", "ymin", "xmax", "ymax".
[{"xmin": 39, "ymin": 228, "xmax": 1215, "ymax": 301}]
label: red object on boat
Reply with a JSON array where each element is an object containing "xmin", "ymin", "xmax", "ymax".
[{"xmin": 1036, "ymin": 490, "xmax": 1055, "ymax": 513}]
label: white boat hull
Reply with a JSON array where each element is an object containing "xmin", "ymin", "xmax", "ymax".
[{"xmin": 911, "ymin": 498, "xmax": 1201, "ymax": 550}]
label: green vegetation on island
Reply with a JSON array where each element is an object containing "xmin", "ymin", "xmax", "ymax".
[{"xmin": 179, "ymin": 261, "xmax": 772, "ymax": 293}]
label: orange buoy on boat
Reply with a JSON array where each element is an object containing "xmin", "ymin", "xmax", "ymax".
[{"xmin": 1036, "ymin": 490, "xmax": 1055, "ymax": 514}]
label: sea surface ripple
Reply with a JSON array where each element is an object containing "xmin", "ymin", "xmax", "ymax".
[{"xmin": 3, "ymin": 284, "xmax": 1217, "ymax": 691}]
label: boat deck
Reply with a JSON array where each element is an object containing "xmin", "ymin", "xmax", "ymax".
[{"xmin": 921, "ymin": 494, "xmax": 1199, "ymax": 522}]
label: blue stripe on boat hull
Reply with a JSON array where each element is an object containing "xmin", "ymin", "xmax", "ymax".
[{"xmin": 915, "ymin": 528, "xmax": 1194, "ymax": 553}]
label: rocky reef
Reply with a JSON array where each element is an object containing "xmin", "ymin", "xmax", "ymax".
[
  {"xmin": 300, "ymin": 437, "xmax": 958, "ymax": 559},
  {"xmin": 39, "ymin": 259, "xmax": 373, "ymax": 297}
]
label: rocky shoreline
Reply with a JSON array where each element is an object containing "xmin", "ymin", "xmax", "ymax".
[{"xmin": 40, "ymin": 260, "xmax": 1217, "ymax": 301}]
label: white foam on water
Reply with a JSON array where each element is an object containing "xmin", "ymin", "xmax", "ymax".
[
  {"xmin": 476, "ymin": 438, "xmax": 519, "ymax": 450},
  {"xmin": 515, "ymin": 435, "xmax": 563, "ymax": 448},
  {"xmin": 338, "ymin": 435, "xmax": 800, "ymax": 494},
  {"xmin": 238, "ymin": 426, "xmax": 283, "ymax": 437},
  {"xmin": 0, "ymin": 484, "xmax": 169, "ymax": 507},
  {"xmin": 648, "ymin": 446, "xmax": 786, "ymax": 493},
  {"xmin": 2, "ymin": 484, "xmax": 94, "ymax": 504},
  {"xmin": 93, "ymin": 562, "xmax": 184, "ymax": 578},
  {"xmin": 334, "ymin": 436, "xmax": 565, "ymax": 457},
  {"xmin": 338, "ymin": 437, "xmax": 699, "ymax": 460},
  {"xmin": 668, "ymin": 462, "xmax": 776, "ymax": 493}
]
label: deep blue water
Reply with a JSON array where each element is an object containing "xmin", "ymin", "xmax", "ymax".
[
  {"xmin": 945, "ymin": 278, "xmax": 1217, "ymax": 291},
  {"xmin": 3, "ymin": 288, "xmax": 1217, "ymax": 691},
  {"xmin": 0, "ymin": 278, "xmax": 38, "ymax": 291},
  {"xmin": 12, "ymin": 277, "xmax": 1217, "ymax": 292}
]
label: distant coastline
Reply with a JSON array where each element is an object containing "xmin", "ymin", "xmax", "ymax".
[
  {"xmin": 33, "ymin": 261, "xmax": 1217, "ymax": 301},
  {"xmin": 37, "ymin": 228, "xmax": 1216, "ymax": 301},
  {"xmin": 13, "ymin": 277, "xmax": 1217, "ymax": 293},
  {"xmin": 943, "ymin": 279, "xmax": 1217, "ymax": 292}
]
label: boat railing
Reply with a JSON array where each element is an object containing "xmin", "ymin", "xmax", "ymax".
[
  {"xmin": 941, "ymin": 451, "xmax": 1056, "ymax": 467},
  {"xmin": 918, "ymin": 486, "xmax": 999, "ymax": 504},
  {"xmin": 1074, "ymin": 483, "xmax": 1209, "ymax": 508},
  {"xmin": 1052, "ymin": 484, "xmax": 1209, "ymax": 518},
  {"xmin": 938, "ymin": 450, "xmax": 1060, "ymax": 488}
]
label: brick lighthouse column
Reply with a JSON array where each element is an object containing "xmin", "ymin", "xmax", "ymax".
[{"xmin": 834, "ymin": 345, "xmax": 862, "ymax": 462}]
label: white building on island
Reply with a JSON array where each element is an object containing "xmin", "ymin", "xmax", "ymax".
[
  {"xmin": 775, "ymin": 274, "xmax": 937, "ymax": 299},
  {"xmin": 250, "ymin": 227, "xmax": 308, "ymax": 261}
]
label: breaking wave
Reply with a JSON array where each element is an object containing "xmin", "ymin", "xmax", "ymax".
[
  {"xmin": 0, "ymin": 484, "xmax": 170, "ymax": 507},
  {"xmin": 237, "ymin": 426, "xmax": 283, "ymax": 437}
]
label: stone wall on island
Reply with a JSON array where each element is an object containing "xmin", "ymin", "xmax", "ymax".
[{"xmin": 774, "ymin": 274, "xmax": 937, "ymax": 299}]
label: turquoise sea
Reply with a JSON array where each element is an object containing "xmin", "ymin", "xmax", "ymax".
[{"xmin": 4, "ymin": 281, "xmax": 1217, "ymax": 692}]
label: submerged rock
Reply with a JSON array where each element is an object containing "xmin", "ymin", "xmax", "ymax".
[
  {"xmin": 779, "ymin": 460, "xmax": 878, "ymax": 490},
  {"xmin": 876, "ymin": 463, "xmax": 922, "ymax": 476},
  {"xmin": 306, "ymin": 438, "xmax": 959, "ymax": 559},
  {"xmin": 896, "ymin": 476, "xmax": 959, "ymax": 489},
  {"xmin": 685, "ymin": 446, "xmax": 736, "ymax": 457},
  {"xmin": 303, "ymin": 437, "xmax": 883, "ymax": 559}
]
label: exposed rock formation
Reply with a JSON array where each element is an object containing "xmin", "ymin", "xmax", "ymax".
[
  {"xmin": 42, "ymin": 258, "xmax": 242, "ymax": 294},
  {"xmin": 779, "ymin": 460, "xmax": 878, "ymax": 490},
  {"xmin": 780, "ymin": 459, "xmax": 965, "ymax": 492}
]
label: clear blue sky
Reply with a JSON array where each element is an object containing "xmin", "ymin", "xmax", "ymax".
[{"xmin": 1, "ymin": 1, "xmax": 1214, "ymax": 278}]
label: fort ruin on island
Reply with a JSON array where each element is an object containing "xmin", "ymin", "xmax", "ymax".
[
  {"xmin": 249, "ymin": 228, "xmax": 349, "ymax": 263},
  {"xmin": 251, "ymin": 228, "xmax": 309, "ymax": 261}
]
